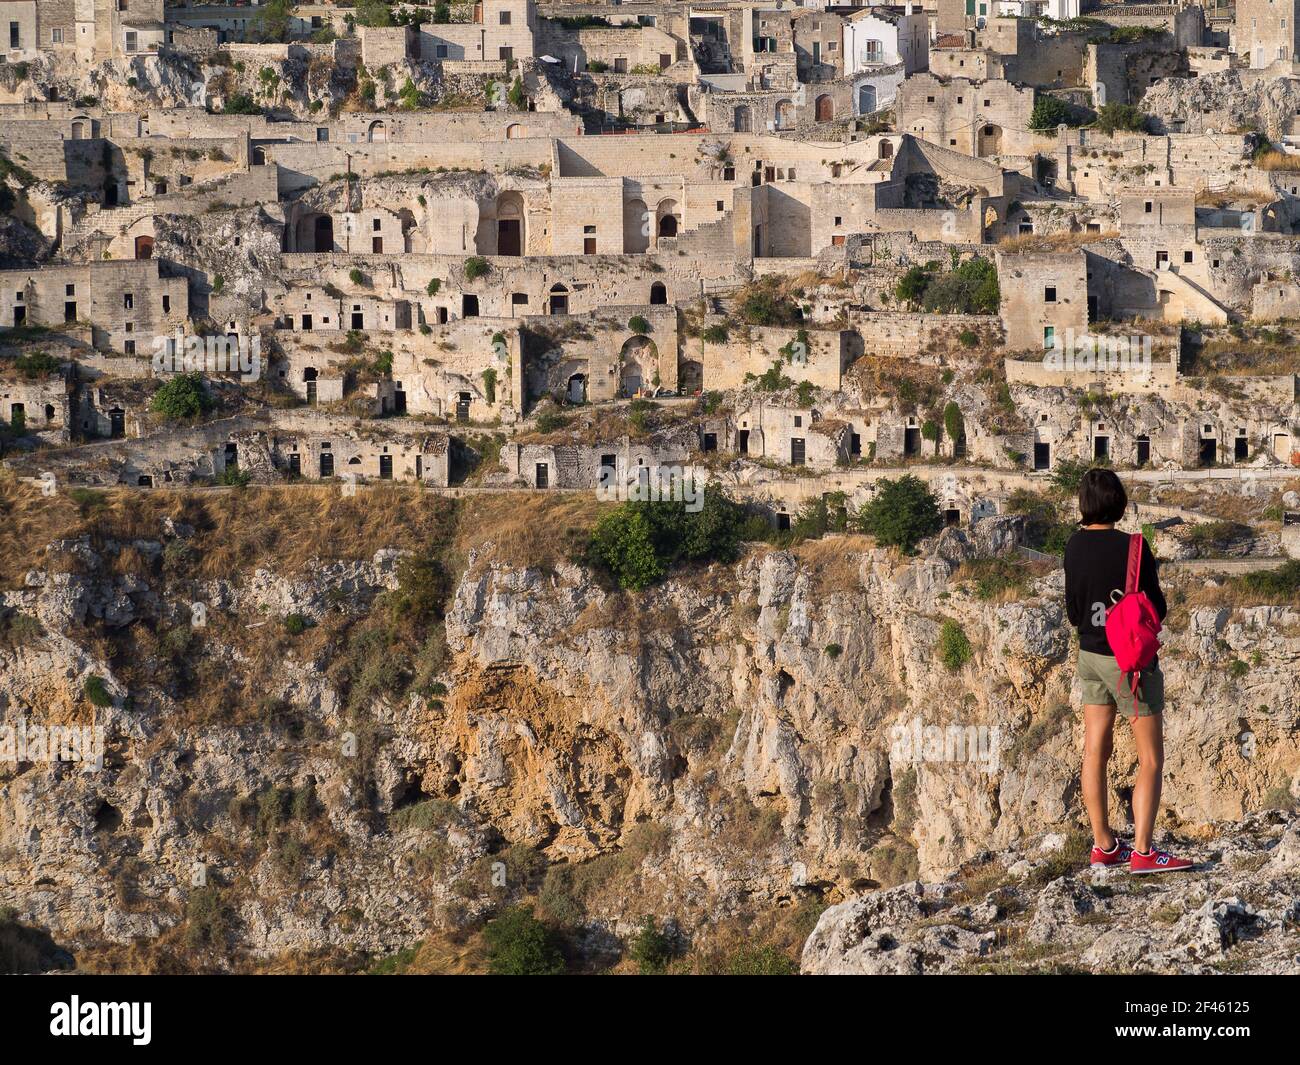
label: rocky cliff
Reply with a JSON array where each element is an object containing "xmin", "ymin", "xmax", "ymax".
[{"xmin": 0, "ymin": 486, "xmax": 1296, "ymax": 972}]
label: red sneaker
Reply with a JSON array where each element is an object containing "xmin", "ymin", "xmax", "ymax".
[
  {"xmin": 1089, "ymin": 838, "xmax": 1134, "ymax": 869},
  {"xmin": 1130, "ymin": 848, "xmax": 1194, "ymax": 874}
]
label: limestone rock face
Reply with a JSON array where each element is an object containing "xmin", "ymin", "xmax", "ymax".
[
  {"xmin": 2, "ymin": 523, "xmax": 1298, "ymax": 966},
  {"xmin": 803, "ymin": 812, "xmax": 1300, "ymax": 975}
]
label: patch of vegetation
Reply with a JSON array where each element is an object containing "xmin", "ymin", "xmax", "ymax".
[
  {"xmin": 483, "ymin": 906, "xmax": 565, "ymax": 975},
  {"xmin": 586, "ymin": 485, "xmax": 748, "ymax": 590},
  {"xmin": 151, "ymin": 373, "xmax": 215, "ymax": 420},
  {"xmin": 84, "ymin": 675, "xmax": 113, "ymax": 707},
  {"xmin": 464, "ymin": 256, "xmax": 490, "ymax": 281},
  {"xmin": 628, "ymin": 917, "xmax": 674, "ymax": 974},
  {"xmin": 938, "ymin": 619, "xmax": 973, "ymax": 671},
  {"xmin": 852, "ymin": 475, "xmax": 942, "ymax": 553}
]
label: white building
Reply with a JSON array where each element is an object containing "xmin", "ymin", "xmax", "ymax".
[{"xmin": 843, "ymin": 4, "xmax": 929, "ymax": 76}]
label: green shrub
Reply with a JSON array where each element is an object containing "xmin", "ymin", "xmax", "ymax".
[
  {"xmin": 283, "ymin": 613, "xmax": 309, "ymax": 636},
  {"xmin": 535, "ymin": 411, "xmax": 570, "ymax": 433},
  {"xmin": 1093, "ymin": 102, "xmax": 1147, "ymax": 135},
  {"xmin": 151, "ymin": 373, "xmax": 214, "ymax": 420},
  {"xmin": 943, "ymin": 401, "xmax": 964, "ymax": 444},
  {"xmin": 628, "ymin": 315, "xmax": 650, "ymax": 335},
  {"xmin": 13, "ymin": 351, "xmax": 61, "ymax": 377},
  {"xmin": 701, "ymin": 324, "xmax": 729, "ymax": 343},
  {"xmin": 483, "ymin": 906, "xmax": 565, "ymax": 975},
  {"xmin": 464, "ymin": 256, "xmax": 490, "ymax": 281},
  {"xmin": 84, "ymin": 675, "xmax": 113, "ymax": 707},
  {"xmin": 852, "ymin": 475, "xmax": 942, "ymax": 553},
  {"xmin": 824, "ymin": 643, "xmax": 843, "ymax": 658},
  {"xmin": 349, "ymin": 267, "xmax": 365, "ymax": 285},
  {"xmin": 426, "ymin": 278, "xmax": 441, "ymax": 296},
  {"xmin": 482, "ymin": 367, "xmax": 497, "ymax": 405},
  {"xmin": 586, "ymin": 485, "xmax": 748, "ymax": 591},
  {"xmin": 958, "ymin": 329, "xmax": 979, "ymax": 348},
  {"xmin": 183, "ymin": 885, "xmax": 233, "ymax": 951},
  {"xmin": 1030, "ymin": 96, "xmax": 1075, "ymax": 131},
  {"xmin": 628, "ymin": 917, "xmax": 674, "ymax": 974},
  {"xmin": 938, "ymin": 619, "xmax": 973, "ymax": 671}
]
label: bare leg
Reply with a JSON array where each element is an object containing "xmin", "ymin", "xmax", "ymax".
[
  {"xmin": 1130, "ymin": 712, "xmax": 1165, "ymax": 854},
  {"xmin": 1082, "ymin": 703, "xmax": 1117, "ymax": 850}
]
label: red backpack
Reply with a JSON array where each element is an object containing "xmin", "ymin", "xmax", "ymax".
[{"xmin": 1104, "ymin": 533, "xmax": 1162, "ymax": 717}]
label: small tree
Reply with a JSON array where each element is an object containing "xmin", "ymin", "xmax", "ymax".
[
  {"xmin": 853, "ymin": 475, "xmax": 942, "ymax": 553},
  {"xmin": 894, "ymin": 265, "xmax": 929, "ymax": 307},
  {"xmin": 481, "ymin": 367, "xmax": 498, "ymax": 405},
  {"xmin": 151, "ymin": 373, "xmax": 214, "ymax": 420},
  {"xmin": 628, "ymin": 315, "xmax": 650, "ymax": 335},
  {"xmin": 1030, "ymin": 96, "xmax": 1073, "ymax": 131},
  {"xmin": 483, "ymin": 906, "xmax": 565, "ymax": 975},
  {"xmin": 426, "ymin": 278, "xmax": 441, "ymax": 297},
  {"xmin": 464, "ymin": 256, "xmax": 489, "ymax": 281},
  {"xmin": 628, "ymin": 917, "xmax": 674, "ymax": 974}
]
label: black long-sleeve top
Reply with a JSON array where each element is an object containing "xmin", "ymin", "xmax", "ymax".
[{"xmin": 1064, "ymin": 528, "xmax": 1167, "ymax": 655}]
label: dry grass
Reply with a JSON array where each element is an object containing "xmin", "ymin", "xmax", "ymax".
[
  {"xmin": 792, "ymin": 534, "xmax": 873, "ymax": 594},
  {"xmin": 997, "ymin": 229, "xmax": 1118, "ymax": 254},
  {"xmin": 451, "ymin": 492, "xmax": 604, "ymax": 574},
  {"xmin": 1255, "ymin": 150, "xmax": 1300, "ymax": 172},
  {"xmin": 1195, "ymin": 187, "xmax": 1271, "ymax": 208},
  {"xmin": 0, "ymin": 473, "xmax": 461, "ymax": 587}
]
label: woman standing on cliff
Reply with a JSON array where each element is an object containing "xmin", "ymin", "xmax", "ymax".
[{"xmin": 1064, "ymin": 468, "xmax": 1193, "ymax": 874}]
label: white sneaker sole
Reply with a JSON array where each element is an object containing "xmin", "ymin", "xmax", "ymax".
[{"xmin": 1130, "ymin": 865, "xmax": 1194, "ymax": 874}]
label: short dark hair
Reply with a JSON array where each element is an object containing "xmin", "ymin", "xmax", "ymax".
[{"xmin": 1078, "ymin": 467, "xmax": 1127, "ymax": 525}]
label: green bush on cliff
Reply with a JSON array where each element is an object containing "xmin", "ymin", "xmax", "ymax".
[
  {"xmin": 586, "ymin": 485, "xmax": 747, "ymax": 591},
  {"xmin": 483, "ymin": 906, "xmax": 565, "ymax": 975},
  {"xmin": 852, "ymin": 475, "xmax": 942, "ymax": 553}
]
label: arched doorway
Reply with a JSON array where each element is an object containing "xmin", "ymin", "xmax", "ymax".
[
  {"xmin": 71, "ymin": 119, "xmax": 88, "ymax": 140},
  {"xmin": 567, "ymin": 373, "xmax": 586, "ymax": 404},
  {"xmin": 549, "ymin": 284, "xmax": 569, "ymax": 315},
  {"xmin": 368, "ymin": 120, "xmax": 387, "ymax": 143},
  {"xmin": 619, "ymin": 336, "xmax": 656, "ymax": 396},
  {"xmin": 506, "ymin": 123, "xmax": 523, "ymax": 139},
  {"xmin": 733, "ymin": 104, "xmax": 752, "ymax": 133},
  {"xmin": 623, "ymin": 197, "xmax": 650, "ymax": 253},
  {"xmin": 496, "ymin": 191, "xmax": 525, "ymax": 256},
  {"xmin": 252, "ymin": 145, "xmax": 266, "ymax": 165},
  {"xmin": 775, "ymin": 99, "xmax": 794, "ymax": 130},
  {"xmin": 815, "ymin": 95, "xmax": 834, "ymax": 122},
  {"xmin": 656, "ymin": 199, "xmax": 680, "ymax": 240},
  {"xmin": 649, "ymin": 282, "xmax": 667, "ymax": 305},
  {"xmin": 978, "ymin": 123, "xmax": 1002, "ymax": 157},
  {"xmin": 134, "ymin": 235, "xmax": 154, "ymax": 260},
  {"xmin": 858, "ymin": 84, "xmax": 877, "ymax": 115}
]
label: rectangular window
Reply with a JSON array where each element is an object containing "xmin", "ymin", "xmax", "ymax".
[
  {"xmin": 52, "ymin": 28, "xmax": 64, "ymax": 44},
  {"xmin": 436, "ymin": 45, "xmax": 448, "ymax": 58},
  {"xmin": 9, "ymin": 22, "xmax": 19, "ymax": 49},
  {"xmin": 499, "ymin": 11, "xmax": 511, "ymax": 24},
  {"xmin": 124, "ymin": 293, "xmax": 134, "ymax": 310},
  {"xmin": 499, "ymin": 46, "xmax": 513, "ymax": 62},
  {"xmin": 125, "ymin": 31, "xmax": 138, "ymax": 52},
  {"xmin": 1044, "ymin": 286, "xmax": 1056, "ymax": 303}
]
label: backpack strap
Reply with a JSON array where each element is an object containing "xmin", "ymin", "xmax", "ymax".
[{"xmin": 1125, "ymin": 532, "xmax": 1143, "ymax": 596}]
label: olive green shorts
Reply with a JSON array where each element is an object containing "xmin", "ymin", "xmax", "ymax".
[{"xmin": 1077, "ymin": 649, "xmax": 1165, "ymax": 717}]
